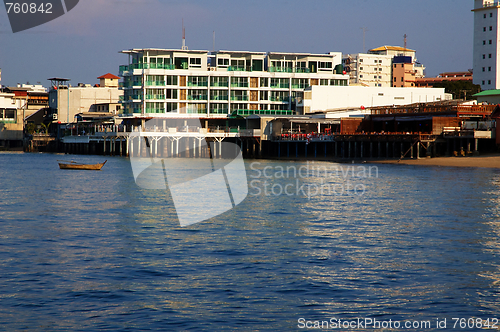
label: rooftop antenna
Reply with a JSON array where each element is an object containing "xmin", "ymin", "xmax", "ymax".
[
  {"xmin": 404, "ymin": 34, "xmax": 407, "ymax": 55},
  {"xmin": 181, "ymin": 19, "xmax": 188, "ymax": 50}
]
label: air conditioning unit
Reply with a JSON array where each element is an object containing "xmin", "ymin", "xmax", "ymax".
[{"xmin": 52, "ymin": 113, "xmax": 58, "ymax": 120}]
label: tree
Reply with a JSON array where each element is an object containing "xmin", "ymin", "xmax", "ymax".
[{"xmin": 432, "ymin": 81, "xmax": 481, "ymax": 100}]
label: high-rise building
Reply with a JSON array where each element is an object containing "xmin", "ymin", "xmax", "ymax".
[{"xmin": 473, "ymin": 0, "xmax": 500, "ymax": 89}]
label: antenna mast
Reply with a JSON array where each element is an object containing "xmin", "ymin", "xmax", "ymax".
[
  {"xmin": 182, "ymin": 19, "xmax": 188, "ymax": 50},
  {"xmin": 404, "ymin": 34, "xmax": 407, "ymax": 55}
]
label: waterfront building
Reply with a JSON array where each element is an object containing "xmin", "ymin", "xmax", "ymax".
[
  {"xmin": 472, "ymin": 0, "xmax": 500, "ymax": 89},
  {"xmin": 343, "ymin": 46, "xmax": 425, "ymax": 88},
  {"xmin": 342, "ymin": 53, "xmax": 393, "ymax": 87},
  {"xmin": 302, "ymin": 86, "xmax": 452, "ymax": 115},
  {"xmin": 48, "ymin": 74, "xmax": 122, "ymax": 124},
  {"xmin": 118, "ymin": 48, "xmax": 348, "ymax": 118}
]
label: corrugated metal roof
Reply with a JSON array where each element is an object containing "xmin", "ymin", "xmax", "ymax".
[
  {"xmin": 473, "ymin": 89, "xmax": 500, "ymax": 97},
  {"xmin": 369, "ymin": 45, "xmax": 416, "ymax": 52}
]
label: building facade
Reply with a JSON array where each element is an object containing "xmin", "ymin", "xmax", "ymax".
[
  {"xmin": 343, "ymin": 46, "xmax": 425, "ymax": 88},
  {"xmin": 473, "ymin": 0, "xmax": 500, "ymax": 89},
  {"xmin": 302, "ymin": 86, "xmax": 451, "ymax": 114},
  {"xmin": 342, "ymin": 53, "xmax": 393, "ymax": 87},
  {"xmin": 118, "ymin": 49, "xmax": 349, "ymax": 117},
  {"xmin": 48, "ymin": 75, "xmax": 122, "ymax": 124}
]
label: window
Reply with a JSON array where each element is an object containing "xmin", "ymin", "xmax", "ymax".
[
  {"xmin": 484, "ymin": 27, "xmax": 487, "ymax": 32},
  {"xmin": 217, "ymin": 58, "xmax": 229, "ymax": 67},
  {"xmin": 318, "ymin": 62, "xmax": 332, "ymax": 69},
  {"xmin": 166, "ymin": 75, "xmax": 178, "ymax": 86},
  {"xmin": 360, "ymin": 67, "xmax": 364, "ymax": 70},
  {"xmin": 489, "ymin": 67, "xmax": 492, "ymax": 71},
  {"xmin": 483, "ymin": 67, "xmax": 486, "ymax": 72},
  {"xmin": 484, "ymin": 40, "xmax": 487, "ymax": 45},
  {"xmin": 484, "ymin": 14, "xmax": 487, "ymax": 18},
  {"xmin": 489, "ymin": 80, "xmax": 492, "ymax": 84},
  {"xmin": 489, "ymin": 54, "xmax": 492, "ymax": 58},
  {"xmin": 483, "ymin": 54, "xmax": 486, "ymax": 59},
  {"xmin": 490, "ymin": 26, "xmax": 493, "ymax": 31},
  {"xmin": 482, "ymin": 80, "xmax": 485, "ymax": 85},
  {"xmin": 189, "ymin": 58, "xmax": 201, "ymax": 66},
  {"xmin": 360, "ymin": 59, "xmax": 363, "ymax": 63},
  {"xmin": 490, "ymin": 40, "xmax": 493, "ymax": 44},
  {"xmin": 360, "ymin": 75, "xmax": 363, "ymax": 78},
  {"xmin": 491, "ymin": 13, "xmax": 493, "ymax": 17}
]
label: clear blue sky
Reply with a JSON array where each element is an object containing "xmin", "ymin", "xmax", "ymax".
[{"xmin": 0, "ymin": 0, "xmax": 473, "ymax": 87}]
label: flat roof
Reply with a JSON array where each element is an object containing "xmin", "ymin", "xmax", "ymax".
[
  {"xmin": 121, "ymin": 48, "xmax": 208, "ymax": 54},
  {"xmin": 215, "ymin": 50, "xmax": 267, "ymax": 55},
  {"xmin": 267, "ymin": 52, "xmax": 335, "ymax": 57}
]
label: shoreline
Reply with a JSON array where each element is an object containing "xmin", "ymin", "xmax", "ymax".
[{"xmin": 369, "ymin": 154, "xmax": 500, "ymax": 169}]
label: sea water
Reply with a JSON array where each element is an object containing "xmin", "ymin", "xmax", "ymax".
[{"xmin": 0, "ymin": 152, "xmax": 499, "ymax": 331}]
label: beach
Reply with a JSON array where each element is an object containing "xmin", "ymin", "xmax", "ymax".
[{"xmin": 371, "ymin": 154, "xmax": 500, "ymax": 168}]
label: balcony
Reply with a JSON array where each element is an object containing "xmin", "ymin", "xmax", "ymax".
[
  {"xmin": 145, "ymin": 81, "xmax": 166, "ymax": 87},
  {"xmin": 270, "ymin": 96, "xmax": 289, "ymax": 102},
  {"xmin": 228, "ymin": 66, "xmax": 246, "ymax": 72},
  {"xmin": 210, "ymin": 82, "xmax": 229, "ymax": 87},
  {"xmin": 210, "ymin": 95, "xmax": 229, "ymax": 101},
  {"xmin": 270, "ymin": 83, "xmax": 290, "ymax": 89},
  {"xmin": 210, "ymin": 108, "xmax": 229, "ymax": 114},
  {"xmin": 186, "ymin": 109, "xmax": 208, "ymax": 114},
  {"xmin": 232, "ymin": 109, "xmax": 293, "ymax": 116},
  {"xmin": 145, "ymin": 108, "xmax": 165, "ymax": 113},
  {"xmin": 291, "ymin": 84, "xmax": 309, "ymax": 89},
  {"xmin": 187, "ymin": 81, "xmax": 208, "ymax": 87},
  {"xmin": 230, "ymin": 82, "xmax": 248, "ymax": 88},
  {"xmin": 187, "ymin": 95, "xmax": 208, "ymax": 101},
  {"xmin": 230, "ymin": 95, "xmax": 248, "ymax": 101},
  {"xmin": 126, "ymin": 63, "xmax": 175, "ymax": 70},
  {"xmin": 268, "ymin": 67, "xmax": 293, "ymax": 73},
  {"xmin": 482, "ymin": 1, "xmax": 500, "ymax": 8},
  {"xmin": 145, "ymin": 94, "xmax": 165, "ymax": 100}
]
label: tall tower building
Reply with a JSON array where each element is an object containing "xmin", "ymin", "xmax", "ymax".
[{"xmin": 473, "ymin": 0, "xmax": 500, "ymax": 90}]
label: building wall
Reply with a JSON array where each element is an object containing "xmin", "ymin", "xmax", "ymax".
[
  {"xmin": 343, "ymin": 54, "xmax": 393, "ymax": 87},
  {"xmin": 477, "ymin": 94, "xmax": 500, "ymax": 104},
  {"xmin": 473, "ymin": 0, "xmax": 500, "ymax": 89},
  {"xmin": 119, "ymin": 49, "xmax": 349, "ymax": 117},
  {"xmin": 302, "ymin": 86, "xmax": 450, "ymax": 114},
  {"xmin": 49, "ymin": 87, "xmax": 122, "ymax": 123},
  {"xmin": 392, "ymin": 62, "xmax": 416, "ymax": 87}
]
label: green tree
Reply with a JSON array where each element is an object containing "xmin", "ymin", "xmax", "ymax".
[{"xmin": 432, "ymin": 81, "xmax": 481, "ymax": 100}]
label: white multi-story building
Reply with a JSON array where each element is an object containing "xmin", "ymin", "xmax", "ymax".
[
  {"xmin": 118, "ymin": 48, "xmax": 349, "ymax": 117},
  {"xmin": 342, "ymin": 53, "xmax": 393, "ymax": 87},
  {"xmin": 343, "ymin": 46, "xmax": 425, "ymax": 87},
  {"xmin": 472, "ymin": 0, "xmax": 500, "ymax": 89}
]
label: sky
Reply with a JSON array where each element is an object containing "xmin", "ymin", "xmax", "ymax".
[{"xmin": 0, "ymin": 0, "xmax": 474, "ymax": 88}]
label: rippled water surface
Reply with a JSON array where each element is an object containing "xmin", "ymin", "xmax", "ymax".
[{"xmin": 1, "ymin": 152, "xmax": 500, "ymax": 331}]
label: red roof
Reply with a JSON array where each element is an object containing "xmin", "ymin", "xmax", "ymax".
[{"xmin": 98, "ymin": 73, "xmax": 120, "ymax": 79}]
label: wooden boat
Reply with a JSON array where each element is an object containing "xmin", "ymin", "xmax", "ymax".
[{"xmin": 58, "ymin": 160, "xmax": 107, "ymax": 170}]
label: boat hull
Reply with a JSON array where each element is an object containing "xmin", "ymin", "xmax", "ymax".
[{"xmin": 58, "ymin": 160, "xmax": 107, "ymax": 170}]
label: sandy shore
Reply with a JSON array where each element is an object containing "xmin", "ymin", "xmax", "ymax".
[{"xmin": 370, "ymin": 154, "xmax": 500, "ymax": 168}]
